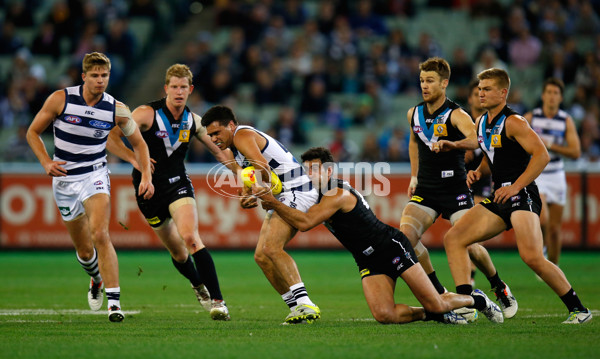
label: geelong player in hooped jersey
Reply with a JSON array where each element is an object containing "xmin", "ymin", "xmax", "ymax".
[
  {"xmin": 524, "ymin": 78, "xmax": 581, "ymax": 266},
  {"xmin": 26, "ymin": 52, "xmax": 154, "ymax": 322},
  {"xmin": 444, "ymin": 68, "xmax": 592, "ymax": 324},
  {"xmin": 255, "ymin": 147, "xmax": 505, "ymax": 325},
  {"xmin": 109, "ymin": 64, "xmax": 233, "ymax": 320},
  {"xmin": 202, "ymin": 105, "xmax": 321, "ymax": 325},
  {"xmin": 402, "ymin": 57, "xmax": 515, "ymax": 321}
]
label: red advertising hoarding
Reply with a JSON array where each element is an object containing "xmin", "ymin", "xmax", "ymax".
[{"xmin": 0, "ymin": 172, "xmax": 597, "ymax": 249}]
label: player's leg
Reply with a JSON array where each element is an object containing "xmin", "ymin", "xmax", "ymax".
[
  {"xmin": 399, "ymin": 203, "xmax": 445, "ymax": 293},
  {"xmin": 539, "ymin": 193, "xmax": 550, "ymax": 258},
  {"xmin": 83, "ymin": 193, "xmax": 123, "ymax": 322},
  {"xmin": 546, "ymin": 203, "xmax": 564, "ymax": 265},
  {"xmin": 362, "ymin": 273, "xmax": 425, "ymax": 324},
  {"xmin": 510, "ymin": 210, "xmax": 591, "ymax": 323},
  {"xmin": 170, "ymin": 199, "xmax": 229, "ymax": 320}
]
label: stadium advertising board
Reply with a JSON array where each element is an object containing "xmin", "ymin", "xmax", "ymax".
[{"xmin": 0, "ymin": 172, "xmax": 596, "ymax": 249}]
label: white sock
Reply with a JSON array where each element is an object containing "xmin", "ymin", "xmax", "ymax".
[
  {"xmin": 290, "ymin": 282, "xmax": 315, "ymax": 306},
  {"xmin": 282, "ymin": 290, "xmax": 297, "ymax": 310},
  {"xmin": 105, "ymin": 287, "xmax": 121, "ymax": 309},
  {"xmin": 76, "ymin": 249, "xmax": 103, "ymax": 284}
]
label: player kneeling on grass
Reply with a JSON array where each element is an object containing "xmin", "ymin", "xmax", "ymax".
[{"xmin": 255, "ymin": 147, "xmax": 504, "ymax": 324}]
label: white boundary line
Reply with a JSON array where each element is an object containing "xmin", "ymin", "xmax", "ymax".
[{"xmin": 0, "ymin": 309, "xmax": 141, "ymax": 316}]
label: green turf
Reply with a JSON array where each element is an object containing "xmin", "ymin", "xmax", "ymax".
[{"xmin": 0, "ymin": 250, "xmax": 598, "ymax": 359}]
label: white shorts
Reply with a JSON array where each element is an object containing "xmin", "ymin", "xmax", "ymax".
[
  {"xmin": 52, "ymin": 168, "xmax": 111, "ymax": 221},
  {"xmin": 536, "ymin": 171, "xmax": 566, "ymax": 206},
  {"xmin": 274, "ymin": 187, "xmax": 319, "ymax": 213}
]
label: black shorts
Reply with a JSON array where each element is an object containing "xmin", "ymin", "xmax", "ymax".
[
  {"xmin": 480, "ymin": 183, "xmax": 541, "ymax": 230},
  {"xmin": 358, "ymin": 230, "xmax": 418, "ymax": 281},
  {"xmin": 410, "ymin": 185, "xmax": 474, "ymax": 220},
  {"xmin": 135, "ymin": 175, "xmax": 195, "ymax": 227}
]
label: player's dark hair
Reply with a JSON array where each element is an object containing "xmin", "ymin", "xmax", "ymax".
[
  {"xmin": 201, "ymin": 105, "xmax": 238, "ymax": 127},
  {"xmin": 301, "ymin": 147, "xmax": 334, "ymax": 164},
  {"xmin": 419, "ymin": 57, "xmax": 451, "ymax": 80},
  {"xmin": 543, "ymin": 77, "xmax": 564, "ymax": 95}
]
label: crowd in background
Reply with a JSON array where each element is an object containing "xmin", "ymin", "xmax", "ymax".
[{"xmin": 2, "ymin": 0, "xmax": 600, "ymax": 164}]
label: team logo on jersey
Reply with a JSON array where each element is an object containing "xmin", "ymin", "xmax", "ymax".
[
  {"xmin": 456, "ymin": 194, "xmax": 467, "ymax": 200},
  {"xmin": 93, "ymin": 130, "xmax": 104, "ymax": 138},
  {"xmin": 179, "ymin": 129, "xmax": 190, "ymax": 142},
  {"xmin": 392, "ymin": 257, "xmax": 401, "ymax": 264},
  {"xmin": 413, "ymin": 126, "xmax": 423, "ymax": 133},
  {"xmin": 89, "ymin": 120, "xmax": 111, "ymax": 129},
  {"xmin": 64, "ymin": 115, "xmax": 82, "ymax": 124},
  {"xmin": 155, "ymin": 130, "xmax": 169, "ymax": 138},
  {"xmin": 478, "ymin": 136, "xmax": 484, "ymax": 143},
  {"xmin": 94, "ymin": 180, "xmax": 103, "ymax": 186}
]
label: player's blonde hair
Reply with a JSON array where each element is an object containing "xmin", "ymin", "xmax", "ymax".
[
  {"xmin": 82, "ymin": 52, "xmax": 111, "ymax": 73},
  {"xmin": 478, "ymin": 68, "xmax": 511, "ymax": 92},
  {"xmin": 165, "ymin": 64, "xmax": 193, "ymax": 86}
]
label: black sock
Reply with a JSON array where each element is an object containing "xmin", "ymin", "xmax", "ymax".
[
  {"xmin": 456, "ymin": 284, "xmax": 484, "ymax": 310},
  {"xmin": 487, "ymin": 272, "xmax": 504, "ymax": 291},
  {"xmin": 192, "ymin": 248, "xmax": 223, "ymax": 300},
  {"xmin": 560, "ymin": 288, "xmax": 587, "ymax": 313},
  {"xmin": 456, "ymin": 284, "xmax": 472, "ymax": 295},
  {"xmin": 171, "ymin": 256, "xmax": 202, "ymax": 287},
  {"xmin": 427, "ymin": 271, "xmax": 446, "ymax": 294},
  {"xmin": 424, "ymin": 311, "xmax": 444, "ymax": 322}
]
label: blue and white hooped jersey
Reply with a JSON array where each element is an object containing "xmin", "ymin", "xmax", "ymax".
[
  {"xmin": 530, "ymin": 107, "xmax": 568, "ymax": 173},
  {"xmin": 233, "ymin": 125, "xmax": 311, "ymax": 192},
  {"xmin": 54, "ymin": 86, "xmax": 116, "ymax": 177}
]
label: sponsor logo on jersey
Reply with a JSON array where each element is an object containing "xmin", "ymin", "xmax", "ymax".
[
  {"xmin": 410, "ymin": 195, "xmax": 424, "ymax": 202},
  {"xmin": 359, "ymin": 268, "xmax": 371, "ymax": 278},
  {"xmin": 65, "ymin": 115, "xmax": 82, "ymax": 124},
  {"xmin": 442, "ymin": 170, "xmax": 454, "ymax": 178},
  {"xmin": 456, "ymin": 194, "xmax": 467, "ymax": 200},
  {"xmin": 392, "ymin": 256, "xmax": 401, "ymax": 264},
  {"xmin": 94, "ymin": 180, "xmax": 103, "ymax": 186},
  {"xmin": 482, "ymin": 198, "xmax": 491, "ymax": 204},
  {"xmin": 147, "ymin": 216, "xmax": 161, "ymax": 225},
  {"xmin": 478, "ymin": 135, "xmax": 484, "ymax": 143},
  {"xmin": 413, "ymin": 126, "xmax": 422, "ymax": 133},
  {"xmin": 168, "ymin": 176, "xmax": 181, "ymax": 184},
  {"xmin": 155, "ymin": 130, "xmax": 169, "ymax": 138},
  {"xmin": 511, "ymin": 195, "xmax": 521, "ymax": 202},
  {"xmin": 89, "ymin": 120, "xmax": 111, "ymax": 129},
  {"xmin": 363, "ymin": 246, "xmax": 374, "ymax": 256}
]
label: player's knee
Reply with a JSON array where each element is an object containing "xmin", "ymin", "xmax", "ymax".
[
  {"xmin": 261, "ymin": 242, "xmax": 284, "ymax": 260},
  {"xmin": 89, "ymin": 227, "xmax": 110, "ymax": 246},
  {"xmin": 443, "ymin": 228, "xmax": 458, "ymax": 248},
  {"xmin": 76, "ymin": 247, "xmax": 95, "ymax": 261},
  {"xmin": 372, "ymin": 307, "xmax": 397, "ymax": 324},
  {"xmin": 254, "ymin": 249, "xmax": 269, "ymax": 267},
  {"xmin": 422, "ymin": 297, "xmax": 446, "ymax": 314},
  {"xmin": 520, "ymin": 251, "xmax": 545, "ymax": 270}
]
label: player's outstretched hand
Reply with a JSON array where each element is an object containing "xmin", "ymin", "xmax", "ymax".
[
  {"xmin": 239, "ymin": 187, "xmax": 258, "ymax": 209},
  {"xmin": 138, "ymin": 181, "xmax": 154, "ymax": 199}
]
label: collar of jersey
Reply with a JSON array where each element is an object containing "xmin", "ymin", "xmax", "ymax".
[{"xmin": 157, "ymin": 108, "xmax": 189, "ymax": 146}]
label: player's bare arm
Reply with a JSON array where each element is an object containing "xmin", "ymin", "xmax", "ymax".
[
  {"xmin": 407, "ymin": 107, "xmax": 419, "ymax": 197},
  {"xmin": 233, "ymin": 129, "xmax": 273, "ymax": 186},
  {"xmin": 437, "ymin": 108, "xmax": 479, "ymax": 152},
  {"xmin": 550, "ymin": 116, "xmax": 581, "ymax": 159},
  {"xmin": 26, "ymin": 90, "xmax": 67, "ymax": 177},
  {"xmin": 493, "ymin": 115, "xmax": 549, "ymax": 204},
  {"xmin": 258, "ymin": 187, "xmax": 353, "ymax": 232},
  {"xmin": 115, "ymin": 101, "xmax": 154, "ymax": 199}
]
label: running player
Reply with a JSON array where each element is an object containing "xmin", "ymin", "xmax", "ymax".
[
  {"xmin": 109, "ymin": 64, "xmax": 232, "ymax": 320},
  {"xmin": 255, "ymin": 147, "xmax": 503, "ymax": 324},
  {"xmin": 444, "ymin": 68, "xmax": 591, "ymax": 324},
  {"xmin": 26, "ymin": 52, "xmax": 154, "ymax": 322},
  {"xmin": 201, "ymin": 105, "xmax": 321, "ymax": 325},
  {"xmin": 402, "ymin": 57, "xmax": 517, "ymax": 319},
  {"xmin": 524, "ymin": 78, "xmax": 581, "ymax": 265}
]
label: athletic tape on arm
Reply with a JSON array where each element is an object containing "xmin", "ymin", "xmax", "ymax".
[
  {"xmin": 115, "ymin": 103, "xmax": 136, "ymax": 136},
  {"xmin": 193, "ymin": 113, "xmax": 207, "ymax": 137}
]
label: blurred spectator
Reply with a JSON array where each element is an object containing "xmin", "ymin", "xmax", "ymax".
[
  {"xmin": 2, "ymin": 125, "xmax": 36, "ymax": 162},
  {"xmin": 47, "ymin": 0, "xmax": 75, "ymax": 41},
  {"xmin": 253, "ymin": 67, "xmax": 286, "ymax": 106},
  {"xmin": 276, "ymin": 0, "xmax": 307, "ymax": 27},
  {"xmin": 7, "ymin": 1, "xmax": 34, "ymax": 27},
  {"xmin": 271, "ymin": 106, "xmax": 307, "ymax": 147},
  {"xmin": 303, "ymin": 19, "xmax": 328, "ymax": 55},
  {"xmin": 386, "ymin": 0, "xmax": 416, "ymax": 17},
  {"xmin": 381, "ymin": 127, "xmax": 409, "ymax": 162},
  {"xmin": 329, "ymin": 128, "xmax": 359, "ymax": 162},
  {"xmin": 241, "ymin": 3, "xmax": 270, "ymax": 45},
  {"xmin": 353, "ymin": 94, "xmax": 375, "ymax": 126},
  {"xmin": 0, "ymin": 21, "xmax": 24, "ymax": 55},
  {"xmin": 349, "ymin": 0, "xmax": 388, "ymax": 37},
  {"xmin": 579, "ymin": 103, "xmax": 600, "ymax": 161},
  {"xmin": 544, "ymin": 48, "xmax": 577, "ymax": 85},
  {"xmin": 470, "ymin": 0, "xmax": 505, "ymax": 19},
  {"xmin": 450, "ymin": 47, "xmax": 473, "ymax": 86},
  {"xmin": 203, "ymin": 68, "xmax": 235, "ymax": 104},
  {"xmin": 106, "ymin": 18, "xmax": 136, "ymax": 66},
  {"xmin": 340, "ymin": 55, "xmax": 362, "ymax": 94},
  {"xmin": 329, "ymin": 17, "xmax": 359, "ymax": 61},
  {"xmin": 224, "ymin": 27, "xmax": 247, "ymax": 64},
  {"xmin": 286, "ymin": 37, "xmax": 312, "ymax": 76},
  {"xmin": 300, "ymin": 78, "xmax": 329, "ymax": 115},
  {"xmin": 0, "ymin": 83, "xmax": 29, "ymax": 128},
  {"xmin": 507, "ymin": 88, "xmax": 527, "ymax": 115},
  {"xmin": 573, "ymin": 1, "xmax": 600, "ymax": 36},
  {"xmin": 359, "ymin": 133, "xmax": 383, "ymax": 162},
  {"xmin": 415, "ymin": 32, "xmax": 442, "ymax": 61},
  {"xmin": 386, "ymin": 29, "xmax": 412, "ymax": 62},
  {"xmin": 322, "ymin": 102, "xmax": 349, "ymax": 129},
  {"xmin": 316, "ymin": 0, "xmax": 337, "ymax": 36},
  {"xmin": 477, "ymin": 26, "xmax": 508, "ymax": 63},
  {"xmin": 128, "ymin": 0, "xmax": 159, "ymax": 20},
  {"xmin": 473, "ymin": 48, "xmax": 507, "ymax": 76},
  {"xmin": 73, "ymin": 21, "xmax": 102, "ymax": 61},
  {"xmin": 240, "ymin": 44, "xmax": 264, "ymax": 83},
  {"xmin": 32, "ymin": 21, "xmax": 62, "ymax": 60},
  {"xmin": 508, "ymin": 24, "xmax": 542, "ymax": 69}
]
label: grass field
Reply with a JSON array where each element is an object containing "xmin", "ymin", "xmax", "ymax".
[{"xmin": 1, "ymin": 250, "xmax": 599, "ymax": 359}]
